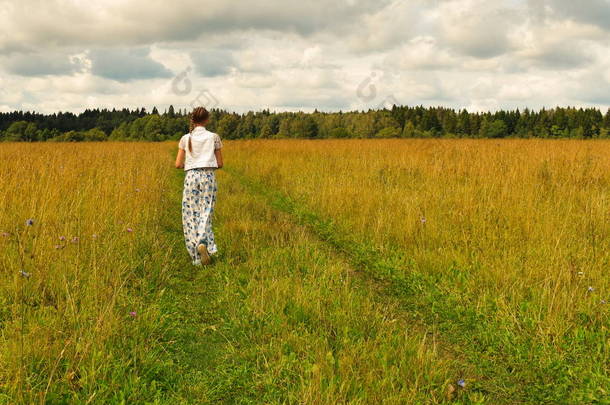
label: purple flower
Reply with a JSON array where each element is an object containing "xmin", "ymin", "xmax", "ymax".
[
  {"xmin": 25, "ymin": 218, "xmax": 34, "ymax": 226},
  {"xmin": 71, "ymin": 236, "xmax": 79, "ymax": 243},
  {"xmin": 126, "ymin": 228, "xmax": 133, "ymax": 233},
  {"xmin": 587, "ymin": 286, "xmax": 594, "ymax": 293},
  {"xmin": 129, "ymin": 311, "xmax": 137, "ymax": 317},
  {"xmin": 457, "ymin": 379, "xmax": 466, "ymax": 388},
  {"xmin": 19, "ymin": 270, "xmax": 31, "ymax": 278},
  {"xmin": 59, "ymin": 236, "xmax": 66, "ymax": 241}
]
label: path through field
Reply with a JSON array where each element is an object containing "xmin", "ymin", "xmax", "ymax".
[
  {"xmin": 154, "ymin": 147, "xmax": 583, "ymax": 404},
  {"xmin": 2, "ymin": 141, "xmax": 607, "ymax": 404}
]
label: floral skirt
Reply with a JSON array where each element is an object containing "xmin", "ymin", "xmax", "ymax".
[{"xmin": 182, "ymin": 168, "xmax": 218, "ymax": 265}]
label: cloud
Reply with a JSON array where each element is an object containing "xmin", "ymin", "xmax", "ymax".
[
  {"xmin": 511, "ymin": 17, "xmax": 605, "ymax": 71},
  {"xmin": 1, "ymin": 51, "xmax": 84, "ymax": 76},
  {"xmin": 0, "ymin": 0, "xmax": 609, "ymax": 113},
  {"xmin": 435, "ymin": 0, "xmax": 520, "ymax": 59},
  {"xmin": 343, "ymin": 0, "xmax": 430, "ymax": 53},
  {"xmin": 549, "ymin": 0, "xmax": 610, "ymax": 31},
  {"xmin": 88, "ymin": 47, "xmax": 173, "ymax": 82},
  {"xmin": 521, "ymin": 41, "xmax": 594, "ymax": 69},
  {"xmin": 0, "ymin": 0, "xmax": 392, "ymax": 51},
  {"xmin": 568, "ymin": 71, "xmax": 610, "ymax": 105},
  {"xmin": 191, "ymin": 50, "xmax": 236, "ymax": 77},
  {"xmin": 390, "ymin": 36, "xmax": 456, "ymax": 71}
]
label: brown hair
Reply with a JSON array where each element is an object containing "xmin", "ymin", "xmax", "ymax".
[{"xmin": 188, "ymin": 107, "xmax": 210, "ymax": 153}]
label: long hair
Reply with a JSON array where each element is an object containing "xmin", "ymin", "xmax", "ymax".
[{"xmin": 188, "ymin": 107, "xmax": 210, "ymax": 153}]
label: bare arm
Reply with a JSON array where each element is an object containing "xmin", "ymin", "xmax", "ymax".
[
  {"xmin": 175, "ymin": 148, "xmax": 185, "ymax": 169},
  {"xmin": 215, "ymin": 149, "xmax": 223, "ymax": 169}
]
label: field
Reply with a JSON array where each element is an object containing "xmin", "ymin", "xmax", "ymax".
[{"xmin": 0, "ymin": 139, "xmax": 608, "ymax": 404}]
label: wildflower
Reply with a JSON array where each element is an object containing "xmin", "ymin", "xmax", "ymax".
[
  {"xmin": 601, "ymin": 299, "xmax": 607, "ymax": 305},
  {"xmin": 587, "ymin": 286, "xmax": 594, "ymax": 293},
  {"xmin": 126, "ymin": 228, "xmax": 133, "ymax": 233},
  {"xmin": 59, "ymin": 236, "xmax": 66, "ymax": 241},
  {"xmin": 71, "ymin": 236, "xmax": 79, "ymax": 243},
  {"xmin": 1, "ymin": 232, "xmax": 9, "ymax": 237},
  {"xmin": 129, "ymin": 311, "xmax": 137, "ymax": 317},
  {"xmin": 25, "ymin": 218, "xmax": 34, "ymax": 226},
  {"xmin": 19, "ymin": 270, "xmax": 31, "ymax": 278},
  {"xmin": 54, "ymin": 244, "xmax": 63, "ymax": 249},
  {"xmin": 420, "ymin": 216, "xmax": 426, "ymax": 224},
  {"xmin": 457, "ymin": 379, "xmax": 466, "ymax": 388}
]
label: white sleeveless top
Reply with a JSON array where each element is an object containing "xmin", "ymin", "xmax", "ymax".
[{"xmin": 178, "ymin": 126, "xmax": 223, "ymax": 171}]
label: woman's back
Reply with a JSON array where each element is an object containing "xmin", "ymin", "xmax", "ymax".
[{"xmin": 178, "ymin": 126, "xmax": 222, "ymax": 170}]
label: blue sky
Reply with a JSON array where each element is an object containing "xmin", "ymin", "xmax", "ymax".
[{"xmin": 0, "ymin": 0, "xmax": 609, "ymax": 114}]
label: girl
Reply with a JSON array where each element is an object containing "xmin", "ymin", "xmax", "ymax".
[{"xmin": 175, "ymin": 107, "xmax": 224, "ymax": 266}]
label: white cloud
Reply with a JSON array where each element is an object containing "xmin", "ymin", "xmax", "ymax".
[
  {"xmin": 0, "ymin": 0, "xmax": 609, "ymax": 113},
  {"xmin": 435, "ymin": 0, "xmax": 520, "ymax": 58}
]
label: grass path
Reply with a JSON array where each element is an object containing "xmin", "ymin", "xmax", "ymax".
[
  {"xmin": 151, "ymin": 152, "xmax": 606, "ymax": 404},
  {"xmin": 150, "ymin": 158, "xmax": 488, "ymax": 404},
  {"xmin": 220, "ymin": 166, "xmax": 609, "ymax": 404}
]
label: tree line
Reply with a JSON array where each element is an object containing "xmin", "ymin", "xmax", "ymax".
[{"xmin": 1, "ymin": 104, "xmax": 609, "ymax": 142}]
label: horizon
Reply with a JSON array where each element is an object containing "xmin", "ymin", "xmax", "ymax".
[{"xmin": 2, "ymin": 103, "xmax": 609, "ymax": 117}]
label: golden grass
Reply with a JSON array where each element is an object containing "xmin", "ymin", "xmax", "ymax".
[
  {"xmin": 0, "ymin": 142, "xmax": 174, "ymax": 402},
  {"xmin": 193, "ymin": 175, "xmax": 463, "ymax": 404},
  {"xmin": 225, "ymin": 138, "xmax": 610, "ymax": 344},
  {"xmin": 1, "ymin": 138, "xmax": 607, "ymax": 403}
]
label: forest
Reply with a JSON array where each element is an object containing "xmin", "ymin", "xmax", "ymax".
[{"xmin": 1, "ymin": 104, "xmax": 609, "ymax": 142}]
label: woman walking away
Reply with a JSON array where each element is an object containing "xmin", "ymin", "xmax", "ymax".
[{"xmin": 175, "ymin": 107, "xmax": 224, "ymax": 266}]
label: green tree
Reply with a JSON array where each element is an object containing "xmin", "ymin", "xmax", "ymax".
[
  {"xmin": 83, "ymin": 128, "xmax": 107, "ymax": 141},
  {"xmin": 144, "ymin": 115, "xmax": 163, "ymax": 141},
  {"xmin": 329, "ymin": 127, "xmax": 350, "ymax": 138},
  {"xmin": 109, "ymin": 122, "xmax": 129, "ymax": 140},
  {"xmin": 260, "ymin": 115, "xmax": 280, "ymax": 138},
  {"xmin": 216, "ymin": 114, "xmax": 240, "ymax": 139},
  {"xmin": 5, "ymin": 121, "xmax": 37, "ymax": 141},
  {"xmin": 484, "ymin": 120, "xmax": 508, "ymax": 138},
  {"xmin": 291, "ymin": 115, "xmax": 318, "ymax": 138},
  {"xmin": 277, "ymin": 116, "xmax": 292, "ymax": 138},
  {"xmin": 401, "ymin": 121, "xmax": 416, "ymax": 138},
  {"xmin": 374, "ymin": 127, "xmax": 401, "ymax": 138}
]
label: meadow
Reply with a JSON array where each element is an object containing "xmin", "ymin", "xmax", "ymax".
[{"xmin": 0, "ymin": 139, "xmax": 608, "ymax": 404}]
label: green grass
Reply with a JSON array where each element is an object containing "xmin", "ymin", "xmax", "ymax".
[
  {"xmin": 221, "ymin": 164, "xmax": 609, "ymax": 404},
  {"xmin": 88, "ymin": 150, "xmax": 606, "ymax": 404},
  {"xmin": 4, "ymin": 142, "xmax": 606, "ymax": 404},
  {"xmin": 146, "ymin": 158, "xmax": 480, "ymax": 404}
]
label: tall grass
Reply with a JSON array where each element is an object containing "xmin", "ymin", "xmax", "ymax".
[
  {"xmin": 0, "ymin": 142, "xmax": 176, "ymax": 403},
  {"xmin": 226, "ymin": 138, "xmax": 610, "ymax": 400},
  {"xmin": 157, "ymin": 166, "xmax": 478, "ymax": 404},
  {"xmin": 1, "ymin": 139, "xmax": 608, "ymax": 403}
]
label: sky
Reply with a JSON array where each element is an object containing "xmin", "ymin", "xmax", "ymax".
[{"xmin": 0, "ymin": 0, "xmax": 609, "ymax": 114}]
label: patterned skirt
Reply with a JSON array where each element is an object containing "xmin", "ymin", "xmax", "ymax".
[{"xmin": 182, "ymin": 168, "xmax": 218, "ymax": 265}]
